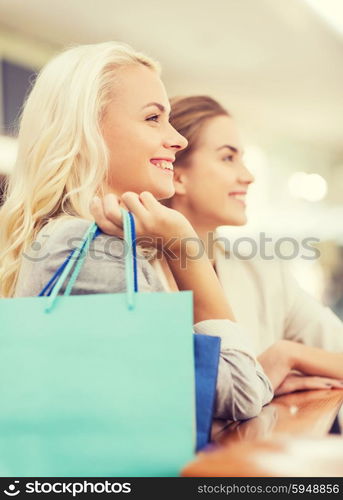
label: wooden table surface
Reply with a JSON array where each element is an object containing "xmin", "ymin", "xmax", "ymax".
[{"xmin": 182, "ymin": 389, "xmax": 343, "ymax": 477}]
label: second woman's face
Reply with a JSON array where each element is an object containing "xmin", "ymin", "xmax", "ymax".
[
  {"xmin": 176, "ymin": 115, "xmax": 255, "ymax": 227},
  {"xmin": 102, "ymin": 64, "xmax": 187, "ymax": 200}
]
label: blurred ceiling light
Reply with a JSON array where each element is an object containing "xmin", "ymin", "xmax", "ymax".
[
  {"xmin": 288, "ymin": 171, "xmax": 328, "ymax": 202},
  {"xmin": 303, "ymin": 0, "xmax": 343, "ymax": 36},
  {"xmin": 0, "ymin": 135, "xmax": 17, "ymax": 174}
]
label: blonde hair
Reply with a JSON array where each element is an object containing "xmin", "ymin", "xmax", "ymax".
[{"xmin": 0, "ymin": 41, "xmax": 160, "ymax": 297}]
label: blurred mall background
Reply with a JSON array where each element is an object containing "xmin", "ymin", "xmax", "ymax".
[{"xmin": 0, "ymin": 0, "xmax": 342, "ymax": 314}]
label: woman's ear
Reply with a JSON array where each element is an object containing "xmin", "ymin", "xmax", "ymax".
[{"xmin": 173, "ymin": 166, "xmax": 188, "ymax": 196}]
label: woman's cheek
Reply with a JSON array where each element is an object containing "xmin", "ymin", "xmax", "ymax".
[
  {"xmin": 224, "ymin": 171, "xmax": 238, "ymax": 188},
  {"xmin": 139, "ymin": 125, "xmax": 161, "ymax": 148}
]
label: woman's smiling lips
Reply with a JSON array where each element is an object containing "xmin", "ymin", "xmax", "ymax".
[
  {"xmin": 150, "ymin": 157, "xmax": 175, "ymax": 174},
  {"xmin": 228, "ymin": 191, "xmax": 247, "ymax": 206}
]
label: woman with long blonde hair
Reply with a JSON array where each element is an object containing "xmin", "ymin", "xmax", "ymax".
[{"xmin": 0, "ymin": 42, "xmax": 274, "ymax": 420}]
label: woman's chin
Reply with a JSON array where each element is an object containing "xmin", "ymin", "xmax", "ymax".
[
  {"xmin": 153, "ymin": 183, "xmax": 175, "ymax": 201},
  {"xmin": 220, "ymin": 213, "xmax": 248, "ymax": 226}
]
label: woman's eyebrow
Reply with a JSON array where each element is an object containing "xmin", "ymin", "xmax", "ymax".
[
  {"xmin": 216, "ymin": 144, "xmax": 239, "ymax": 154},
  {"xmin": 142, "ymin": 102, "xmax": 167, "ymax": 113}
]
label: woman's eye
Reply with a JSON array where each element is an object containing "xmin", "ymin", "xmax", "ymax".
[
  {"xmin": 223, "ymin": 155, "xmax": 234, "ymax": 162},
  {"xmin": 146, "ymin": 114, "xmax": 160, "ymax": 122}
]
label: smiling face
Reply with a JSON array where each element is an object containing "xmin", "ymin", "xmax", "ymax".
[
  {"xmin": 101, "ymin": 64, "xmax": 187, "ymax": 199},
  {"xmin": 173, "ymin": 115, "xmax": 254, "ymax": 228}
]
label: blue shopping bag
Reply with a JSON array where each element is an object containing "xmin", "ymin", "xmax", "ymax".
[
  {"xmin": 194, "ymin": 334, "xmax": 220, "ymax": 450},
  {"xmin": 0, "ymin": 210, "xmax": 196, "ymax": 477}
]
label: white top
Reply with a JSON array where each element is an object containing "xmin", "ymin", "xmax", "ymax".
[{"xmin": 152, "ymin": 233, "xmax": 343, "ymax": 355}]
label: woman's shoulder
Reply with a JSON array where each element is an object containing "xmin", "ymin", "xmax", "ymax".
[
  {"xmin": 37, "ymin": 215, "xmax": 125, "ymax": 258},
  {"xmin": 38, "ymin": 215, "xmax": 94, "ymax": 246},
  {"xmin": 15, "ymin": 215, "xmax": 165, "ymax": 297},
  {"xmin": 33, "ymin": 216, "xmax": 90, "ymax": 252},
  {"xmin": 15, "ymin": 216, "xmax": 120, "ymax": 297}
]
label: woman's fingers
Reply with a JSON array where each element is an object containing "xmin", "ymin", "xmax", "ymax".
[
  {"xmin": 118, "ymin": 198, "xmax": 130, "ymax": 212},
  {"xmin": 307, "ymin": 376, "xmax": 343, "ymax": 389},
  {"xmin": 90, "ymin": 192, "xmax": 152, "ymax": 239},
  {"xmin": 301, "ymin": 377, "xmax": 334, "ymax": 390},
  {"xmin": 275, "ymin": 373, "xmax": 343, "ymax": 396},
  {"xmin": 103, "ymin": 194, "xmax": 124, "ymax": 226},
  {"xmin": 121, "ymin": 192, "xmax": 149, "ymax": 221},
  {"xmin": 90, "ymin": 195, "xmax": 123, "ymax": 237},
  {"xmin": 90, "ymin": 191, "xmax": 183, "ymax": 249},
  {"xmin": 139, "ymin": 191, "xmax": 160, "ymax": 211}
]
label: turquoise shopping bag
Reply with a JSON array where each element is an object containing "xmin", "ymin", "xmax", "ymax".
[
  {"xmin": 0, "ymin": 210, "xmax": 195, "ymax": 477},
  {"xmin": 42, "ymin": 212, "xmax": 220, "ymax": 453}
]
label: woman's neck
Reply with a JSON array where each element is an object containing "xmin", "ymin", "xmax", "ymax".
[
  {"xmin": 170, "ymin": 201, "xmax": 217, "ymax": 265},
  {"xmin": 193, "ymin": 226, "xmax": 217, "ymax": 266}
]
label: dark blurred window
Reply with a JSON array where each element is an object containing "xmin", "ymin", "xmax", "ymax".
[
  {"xmin": 0, "ymin": 174, "xmax": 7, "ymax": 206},
  {"xmin": 1, "ymin": 60, "xmax": 36, "ymax": 136},
  {"xmin": 330, "ymin": 248, "xmax": 343, "ymax": 321}
]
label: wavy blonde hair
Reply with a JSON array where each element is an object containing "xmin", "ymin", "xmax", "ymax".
[{"xmin": 0, "ymin": 41, "xmax": 160, "ymax": 297}]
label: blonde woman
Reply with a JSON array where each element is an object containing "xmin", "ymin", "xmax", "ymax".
[{"xmin": 0, "ymin": 42, "xmax": 273, "ymax": 420}]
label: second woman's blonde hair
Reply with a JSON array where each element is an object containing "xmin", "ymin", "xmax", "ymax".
[{"xmin": 0, "ymin": 41, "xmax": 160, "ymax": 297}]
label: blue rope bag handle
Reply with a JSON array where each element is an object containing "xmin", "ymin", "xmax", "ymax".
[
  {"xmin": 39, "ymin": 210, "xmax": 138, "ymax": 311},
  {"xmin": 38, "ymin": 226, "xmax": 102, "ymax": 297},
  {"xmin": 128, "ymin": 211, "xmax": 138, "ymax": 293},
  {"xmin": 38, "ymin": 227, "xmax": 102, "ymax": 297}
]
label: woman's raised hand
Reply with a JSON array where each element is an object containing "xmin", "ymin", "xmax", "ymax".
[
  {"xmin": 90, "ymin": 192, "xmax": 196, "ymax": 250},
  {"xmin": 91, "ymin": 192, "xmax": 236, "ymax": 324}
]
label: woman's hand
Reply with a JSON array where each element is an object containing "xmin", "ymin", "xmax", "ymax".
[
  {"xmin": 90, "ymin": 192, "xmax": 196, "ymax": 251},
  {"xmin": 258, "ymin": 340, "xmax": 295, "ymax": 390},
  {"xmin": 275, "ymin": 372, "xmax": 343, "ymax": 396},
  {"xmin": 258, "ymin": 339, "xmax": 343, "ymax": 392},
  {"xmin": 90, "ymin": 192, "xmax": 235, "ymax": 323}
]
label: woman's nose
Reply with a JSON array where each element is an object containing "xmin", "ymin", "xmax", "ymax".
[
  {"xmin": 164, "ymin": 125, "xmax": 188, "ymax": 151},
  {"xmin": 239, "ymin": 163, "xmax": 255, "ymax": 185}
]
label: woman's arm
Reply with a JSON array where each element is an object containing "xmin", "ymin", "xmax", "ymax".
[
  {"xmin": 91, "ymin": 192, "xmax": 235, "ymax": 324},
  {"xmin": 164, "ymin": 238, "xmax": 235, "ymax": 323},
  {"xmin": 292, "ymin": 343, "xmax": 343, "ymax": 379},
  {"xmin": 195, "ymin": 319, "xmax": 273, "ymax": 420},
  {"xmin": 258, "ymin": 339, "xmax": 343, "ymax": 390}
]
